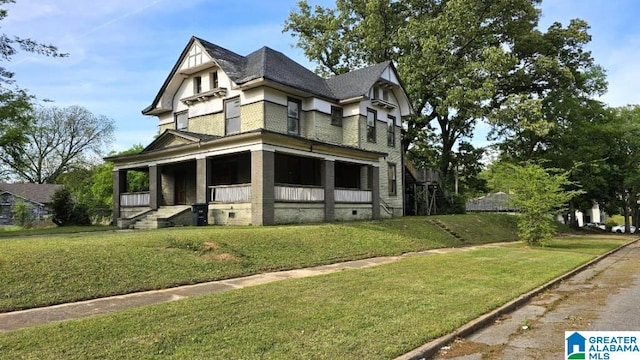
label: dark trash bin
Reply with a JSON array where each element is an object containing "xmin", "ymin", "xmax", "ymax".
[{"xmin": 191, "ymin": 203, "xmax": 208, "ymax": 226}]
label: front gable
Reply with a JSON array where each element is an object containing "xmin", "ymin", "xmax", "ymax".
[
  {"xmin": 142, "ymin": 130, "xmax": 218, "ymax": 152},
  {"xmin": 143, "ymin": 37, "xmax": 242, "ymax": 116}
]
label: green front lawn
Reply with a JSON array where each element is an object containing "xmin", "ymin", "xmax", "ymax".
[
  {"xmin": 0, "ymin": 237, "xmax": 626, "ymax": 359},
  {"xmin": 0, "ymin": 214, "xmax": 517, "ymax": 312}
]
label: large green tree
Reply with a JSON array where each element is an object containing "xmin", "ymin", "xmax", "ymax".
[{"xmin": 284, "ymin": 0, "xmax": 598, "ymax": 193}]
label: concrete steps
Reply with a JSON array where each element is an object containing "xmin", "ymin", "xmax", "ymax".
[{"xmin": 132, "ymin": 205, "xmax": 191, "ymax": 230}]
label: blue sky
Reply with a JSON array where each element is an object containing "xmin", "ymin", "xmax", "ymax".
[{"xmin": 2, "ymin": 0, "xmax": 639, "ymax": 153}]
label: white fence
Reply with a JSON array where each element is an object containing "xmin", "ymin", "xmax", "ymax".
[
  {"xmin": 335, "ymin": 189, "xmax": 372, "ymax": 203},
  {"xmin": 275, "ymin": 185, "xmax": 324, "ymax": 202},
  {"xmin": 210, "ymin": 185, "xmax": 252, "ymax": 203},
  {"xmin": 120, "ymin": 192, "xmax": 150, "ymax": 207}
]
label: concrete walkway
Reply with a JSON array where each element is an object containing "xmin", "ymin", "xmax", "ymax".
[{"xmin": 0, "ymin": 243, "xmax": 508, "ymax": 332}]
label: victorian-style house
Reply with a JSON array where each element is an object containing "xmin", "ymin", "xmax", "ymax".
[{"xmin": 108, "ymin": 37, "xmax": 413, "ymax": 228}]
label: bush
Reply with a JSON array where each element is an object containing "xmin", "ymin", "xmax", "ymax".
[
  {"xmin": 11, "ymin": 199, "xmax": 34, "ymax": 228},
  {"xmin": 51, "ymin": 188, "xmax": 90, "ymax": 226}
]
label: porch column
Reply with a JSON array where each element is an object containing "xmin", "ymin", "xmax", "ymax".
[
  {"xmin": 370, "ymin": 165, "xmax": 380, "ymax": 219},
  {"xmin": 149, "ymin": 165, "xmax": 161, "ymax": 210},
  {"xmin": 251, "ymin": 150, "xmax": 275, "ymax": 225},
  {"xmin": 196, "ymin": 157, "xmax": 210, "ymax": 204},
  {"xmin": 113, "ymin": 169, "xmax": 127, "ymax": 220},
  {"xmin": 323, "ymin": 159, "xmax": 335, "ymax": 222}
]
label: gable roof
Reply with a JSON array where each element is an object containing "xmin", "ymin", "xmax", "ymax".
[
  {"xmin": 143, "ymin": 37, "xmax": 413, "ymax": 115},
  {"xmin": 0, "ymin": 183, "xmax": 63, "ymax": 205},
  {"xmin": 142, "ymin": 129, "xmax": 220, "ymax": 153}
]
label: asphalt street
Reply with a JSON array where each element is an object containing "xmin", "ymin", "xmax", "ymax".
[{"xmin": 433, "ymin": 238, "xmax": 640, "ymax": 359}]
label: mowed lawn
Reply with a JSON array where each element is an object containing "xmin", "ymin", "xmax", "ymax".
[
  {"xmin": 0, "ymin": 214, "xmax": 518, "ymax": 312},
  {"xmin": 0, "ymin": 236, "xmax": 627, "ymax": 359}
]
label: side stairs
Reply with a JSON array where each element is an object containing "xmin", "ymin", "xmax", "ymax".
[{"xmin": 132, "ymin": 205, "xmax": 192, "ymax": 230}]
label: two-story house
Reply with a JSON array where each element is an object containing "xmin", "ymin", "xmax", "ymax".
[{"xmin": 108, "ymin": 36, "xmax": 413, "ymax": 228}]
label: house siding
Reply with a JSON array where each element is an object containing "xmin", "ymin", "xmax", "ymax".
[
  {"xmin": 188, "ymin": 112, "xmax": 224, "ymax": 136},
  {"xmin": 264, "ymin": 101, "xmax": 288, "ymax": 134},
  {"xmin": 241, "ymin": 102, "xmax": 264, "ymax": 132},
  {"xmin": 342, "ymin": 115, "xmax": 360, "ymax": 147}
]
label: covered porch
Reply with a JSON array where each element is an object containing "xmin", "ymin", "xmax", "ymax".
[{"xmin": 110, "ymin": 130, "xmax": 383, "ymax": 227}]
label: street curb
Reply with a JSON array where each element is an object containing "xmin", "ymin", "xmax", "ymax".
[{"xmin": 395, "ymin": 237, "xmax": 640, "ymax": 360}]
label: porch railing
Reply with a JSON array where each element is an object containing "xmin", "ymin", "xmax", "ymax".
[
  {"xmin": 275, "ymin": 185, "xmax": 324, "ymax": 202},
  {"xmin": 120, "ymin": 192, "xmax": 150, "ymax": 207},
  {"xmin": 335, "ymin": 189, "xmax": 372, "ymax": 203},
  {"xmin": 209, "ymin": 184, "xmax": 251, "ymax": 203}
]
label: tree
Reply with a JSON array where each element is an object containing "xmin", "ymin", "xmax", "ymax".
[
  {"xmin": 285, "ymin": 0, "xmax": 599, "ymax": 194},
  {"xmin": 50, "ymin": 187, "xmax": 90, "ymax": 226},
  {"xmin": 0, "ymin": 105, "xmax": 115, "ymax": 184},
  {"xmin": 486, "ymin": 162, "xmax": 581, "ymax": 245},
  {"xmin": 0, "ymin": 0, "xmax": 67, "ymax": 180},
  {"xmin": 11, "ymin": 198, "xmax": 33, "ymax": 228}
]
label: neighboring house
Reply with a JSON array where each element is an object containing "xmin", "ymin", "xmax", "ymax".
[
  {"xmin": 107, "ymin": 36, "xmax": 413, "ymax": 228},
  {"xmin": 0, "ymin": 183, "xmax": 63, "ymax": 225},
  {"xmin": 465, "ymin": 192, "xmax": 517, "ymax": 213}
]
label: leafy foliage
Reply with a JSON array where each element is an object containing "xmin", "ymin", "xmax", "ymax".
[
  {"xmin": 50, "ymin": 187, "xmax": 90, "ymax": 226},
  {"xmin": 10, "ymin": 198, "xmax": 33, "ymax": 228},
  {"xmin": 487, "ymin": 162, "xmax": 581, "ymax": 245}
]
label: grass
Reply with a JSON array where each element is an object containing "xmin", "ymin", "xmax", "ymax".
[
  {"xmin": 0, "ymin": 214, "xmax": 517, "ymax": 312},
  {"xmin": 0, "ymin": 225, "xmax": 116, "ymax": 238},
  {"xmin": 0, "ymin": 237, "xmax": 627, "ymax": 359}
]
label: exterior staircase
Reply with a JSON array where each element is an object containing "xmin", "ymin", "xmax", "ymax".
[{"xmin": 132, "ymin": 205, "xmax": 192, "ymax": 230}]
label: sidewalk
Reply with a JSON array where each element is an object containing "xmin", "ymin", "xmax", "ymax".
[{"xmin": 0, "ymin": 243, "xmax": 508, "ymax": 332}]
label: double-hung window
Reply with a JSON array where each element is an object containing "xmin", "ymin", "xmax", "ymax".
[
  {"xmin": 287, "ymin": 99, "xmax": 301, "ymax": 135},
  {"xmin": 193, "ymin": 76, "xmax": 202, "ymax": 94},
  {"xmin": 225, "ymin": 97, "xmax": 240, "ymax": 135},
  {"xmin": 331, "ymin": 106, "xmax": 343, "ymax": 126},
  {"xmin": 388, "ymin": 163, "xmax": 397, "ymax": 196},
  {"xmin": 210, "ymin": 71, "xmax": 218, "ymax": 89},
  {"xmin": 366, "ymin": 108, "xmax": 376, "ymax": 143},
  {"xmin": 175, "ymin": 111, "xmax": 188, "ymax": 131},
  {"xmin": 387, "ymin": 115, "xmax": 395, "ymax": 147}
]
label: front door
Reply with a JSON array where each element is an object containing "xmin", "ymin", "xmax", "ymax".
[{"xmin": 175, "ymin": 173, "xmax": 187, "ymax": 204}]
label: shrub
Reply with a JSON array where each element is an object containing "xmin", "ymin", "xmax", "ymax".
[
  {"xmin": 51, "ymin": 188, "xmax": 90, "ymax": 226},
  {"xmin": 11, "ymin": 199, "xmax": 34, "ymax": 228}
]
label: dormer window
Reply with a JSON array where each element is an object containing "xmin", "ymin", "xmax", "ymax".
[
  {"xmin": 371, "ymin": 84, "xmax": 396, "ymax": 110},
  {"xmin": 210, "ymin": 71, "xmax": 218, "ymax": 89},
  {"xmin": 193, "ymin": 76, "xmax": 202, "ymax": 94}
]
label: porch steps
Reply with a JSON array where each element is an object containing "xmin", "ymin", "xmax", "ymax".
[{"xmin": 132, "ymin": 205, "xmax": 191, "ymax": 230}]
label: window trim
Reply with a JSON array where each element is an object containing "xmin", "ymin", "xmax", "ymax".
[
  {"xmin": 175, "ymin": 111, "xmax": 188, "ymax": 131},
  {"xmin": 224, "ymin": 97, "xmax": 241, "ymax": 135},
  {"xmin": 387, "ymin": 115, "xmax": 396, "ymax": 147},
  {"xmin": 366, "ymin": 108, "xmax": 377, "ymax": 143},
  {"xmin": 287, "ymin": 98, "xmax": 301, "ymax": 135},
  {"xmin": 331, "ymin": 106, "xmax": 343, "ymax": 127},
  {"xmin": 388, "ymin": 162, "xmax": 397, "ymax": 196}
]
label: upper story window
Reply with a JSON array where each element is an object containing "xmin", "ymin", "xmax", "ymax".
[
  {"xmin": 175, "ymin": 111, "xmax": 188, "ymax": 131},
  {"xmin": 388, "ymin": 163, "xmax": 397, "ymax": 196},
  {"xmin": 210, "ymin": 71, "xmax": 219, "ymax": 89},
  {"xmin": 331, "ymin": 106, "xmax": 343, "ymax": 126},
  {"xmin": 225, "ymin": 97, "xmax": 240, "ymax": 135},
  {"xmin": 366, "ymin": 108, "xmax": 376, "ymax": 143},
  {"xmin": 387, "ymin": 115, "xmax": 395, "ymax": 147},
  {"xmin": 287, "ymin": 98, "xmax": 301, "ymax": 135},
  {"xmin": 193, "ymin": 76, "xmax": 202, "ymax": 94}
]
